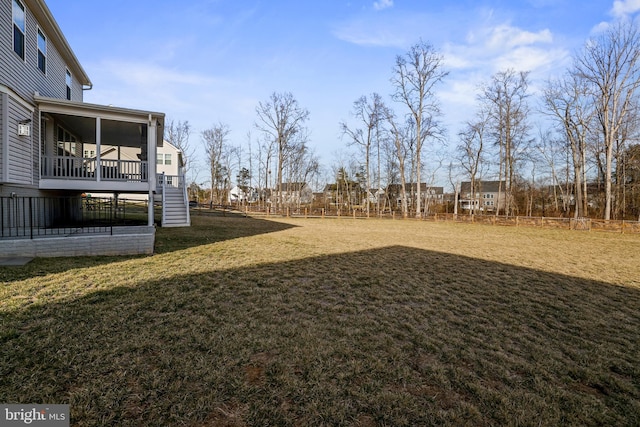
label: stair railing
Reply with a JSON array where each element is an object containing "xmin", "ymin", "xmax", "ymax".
[
  {"xmin": 161, "ymin": 172, "xmax": 167, "ymax": 226},
  {"xmin": 180, "ymin": 172, "xmax": 191, "ymax": 226}
]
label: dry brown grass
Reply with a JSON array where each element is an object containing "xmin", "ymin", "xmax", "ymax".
[{"xmin": 1, "ymin": 212, "xmax": 639, "ymax": 426}]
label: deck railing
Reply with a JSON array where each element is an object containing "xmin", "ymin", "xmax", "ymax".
[
  {"xmin": 0, "ymin": 196, "xmax": 149, "ymax": 239},
  {"xmin": 41, "ymin": 155, "xmax": 148, "ymax": 182},
  {"xmin": 157, "ymin": 173, "xmax": 184, "ymax": 189}
]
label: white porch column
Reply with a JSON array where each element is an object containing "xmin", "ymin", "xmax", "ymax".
[
  {"xmin": 147, "ymin": 115, "xmax": 157, "ymax": 226},
  {"xmin": 95, "ymin": 117, "xmax": 101, "ymax": 181},
  {"xmin": 148, "ymin": 189, "xmax": 154, "ymax": 226}
]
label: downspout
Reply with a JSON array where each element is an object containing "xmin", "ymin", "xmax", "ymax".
[{"xmin": 1, "ymin": 92, "xmax": 9, "ymax": 183}]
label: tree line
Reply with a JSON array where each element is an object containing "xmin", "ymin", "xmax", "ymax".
[{"xmin": 167, "ymin": 21, "xmax": 640, "ymax": 221}]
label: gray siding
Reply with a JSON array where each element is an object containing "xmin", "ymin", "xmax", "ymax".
[
  {"xmin": 0, "ymin": 0, "xmax": 83, "ymax": 103},
  {"xmin": 0, "ymin": 94, "xmax": 3, "ymax": 179},
  {"xmin": 7, "ymin": 97, "xmax": 33, "ymax": 184}
]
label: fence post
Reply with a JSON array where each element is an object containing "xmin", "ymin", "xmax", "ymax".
[
  {"xmin": 353, "ymin": 209, "xmax": 356, "ymax": 219},
  {"xmin": 29, "ymin": 197, "xmax": 34, "ymax": 239},
  {"xmin": 321, "ymin": 208, "xmax": 325, "ymax": 219}
]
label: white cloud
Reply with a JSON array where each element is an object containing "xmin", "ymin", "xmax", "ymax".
[
  {"xmin": 373, "ymin": 0, "xmax": 394, "ymax": 11},
  {"xmin": 611, "ymin": 0, "xmax": 640, "ymax": 17},
  {"xmin": 590, "ymin": 21, "xmax": 611, "ymax": 34},
  {"xmin": 332, "ymin": 16, "xmax": 411, "ymax": 47},
  {"xmin": 100, "ymin": 60, "xmax": 215, "ymax": 88},
  {"xmin": 486, "ymin": 25, "xmax": 553, "ymax": 50},
  {"xmin": 83, "ymin": 59, "xmax": 222, "ymax": 114},
  {"xmin": 444, "ymin": 23, "xmax": 562, "ymax": 73},
  {"xmin": 439, "ymin": 20, "xmax": 570, "ymax": 135},
  {"xmin": 332, "ymin": 12, "xmax": 454, "ymax": 48}
]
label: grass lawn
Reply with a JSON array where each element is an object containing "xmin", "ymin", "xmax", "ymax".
[{"xmin": 1, "ymin": 212, "xmax": 639, "ymax": 426}]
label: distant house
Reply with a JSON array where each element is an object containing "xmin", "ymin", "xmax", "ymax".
[
  {"xmin": 366, "ymin": 188, "xmax": 386, "ymax": 204},
  {"xmin": 386, "ymin": 183, "xmax": 444, "ymax": 209},
  {"xmin": 276, "ymin": 182, "xmax": 313, "ymax": 205},
  {"xmin": 228, "ymin": 185, "xmax": 246, "ymax": 203},
  {"xmin": 322, "ymin": 183, "xmax": 362, "ymax": 207},
  {"xmin": 459, "ymin": 180, "xmax": 506, "ymax": 212},
  {"xmin": 156, "ymin": 140, "xmax": 183, "ymax": 183},
  {"xmin": 228, "ymin": 185, "xmax": 259, "ymax": 203}
]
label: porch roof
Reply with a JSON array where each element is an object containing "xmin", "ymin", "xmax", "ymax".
[{"xmin": 34, "ymin": 94, "xmax": 165, "ymax": 147}]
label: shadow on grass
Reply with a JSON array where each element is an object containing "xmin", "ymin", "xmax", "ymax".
[
  {"xmin": 154, "ymin": 211, "xmax": 297, "ymax": 254},
  {"xmin": 0, "ymin": 213, "xmax": 295, "ymax": 281},
  {"xmin": 0, "ymin": 256, "xmax": 136, "ymax": 283},
  {"xmin": 1, "ymin": 246, "xmax": 639, "ymax": 426}
]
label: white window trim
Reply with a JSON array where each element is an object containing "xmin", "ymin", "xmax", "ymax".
[
  {"xmin": 37, "ymin": 27, "xmax": 47, "ymax": 74},
  {"xmin": 12, "ymin": 0, "xmax": 26, "ymax": 61},
  {"xmin": 65, "ymin": 69, "xmax": 72, "ymax": 100}
]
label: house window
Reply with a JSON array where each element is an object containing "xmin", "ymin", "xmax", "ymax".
[
  {"xmin": 66, "ymin": 70, "xmax": 72, "ymax": 100},
  {"xmin": 37, "ymin": 28, "xmax": 46, "ymax": 73},
  {"xmin": 164, "ymin": 154, "xmax": 172, "ymax": 165},
  {"xmin": 13, "ymin": 0, "xmax": 25, "ymax": 60},
  {"xmin": 83, "ymin": 150, "xmax": 95, "ymax": 158},
  {"xmin": 157, "ymin": 153, "xmax": 163, "ymax": 164}
]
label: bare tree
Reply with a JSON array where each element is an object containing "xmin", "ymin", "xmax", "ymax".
[
  {"xmin": 255, "ymin": 92, "xmax": 310, "ymax": 213},
  {"xmin": 533, "ymin": 127, "xmax": 571, "ymax": 215},
  {"xmin": 391, "ymin": 40, "xmax": 448, "ymax": 218},
  {"xmin": 202, "ymin": 123, "xmax": 231, "ymax": 205},
  {"xmin": 542, "ymin": 73, "xmax": 594, "ymax": 218},
  {"xmin": 481, "ymin": 69, "xmax": 532, "ymax": 216},
  {"xmin": 383, "ymin": 105, "xmax": 411, "ymax": 217},
  {"xmin": 456, "ymin": 108, "xmax": 489, "ymax": 214},
  {"xmin": 340, "ymin": 93, "xmax": 385, "ymax": 216},
  {"xmin": 574, "ymin": 21, "xmax": 640, "ymax": 219}
]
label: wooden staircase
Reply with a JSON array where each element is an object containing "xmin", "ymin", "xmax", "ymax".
[{"xmin": 159, "ymin": 174, "xmax": 190, "ymax": 227}]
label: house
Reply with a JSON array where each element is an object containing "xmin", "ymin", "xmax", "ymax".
[
  {"xmin": 459, "ymin": 180, "xmax": 506, "ymax": 213},
  {"xmin": 0, "ymin": 0, "xmax": 189, "ymax": 257},
  {"xmin": 322, "ymin": 182, "xmax": 364, "ymax": 208},
  {"xmin": 386, "ymin": 183, "xmax": 444, "ymax": 210},
  {"xmin": 276, "ymin": 182, "xmax": 314, "ymax": 206},
  {"xmin": 228, "ymin": 185, "xmax": 247, "ymax": 203},
  {"xmin": 366, "ymin": 188, "xmax": 386, "ymax": 204}
]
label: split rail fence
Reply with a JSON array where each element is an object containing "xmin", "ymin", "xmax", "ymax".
[{"xmin": 208, "ymin": 205, "xmax": 640, "ymax": 234}]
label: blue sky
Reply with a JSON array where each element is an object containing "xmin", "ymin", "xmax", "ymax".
[{"xmin": 45, "ymin": 0, "xmax": 639, "ymax": 185}]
